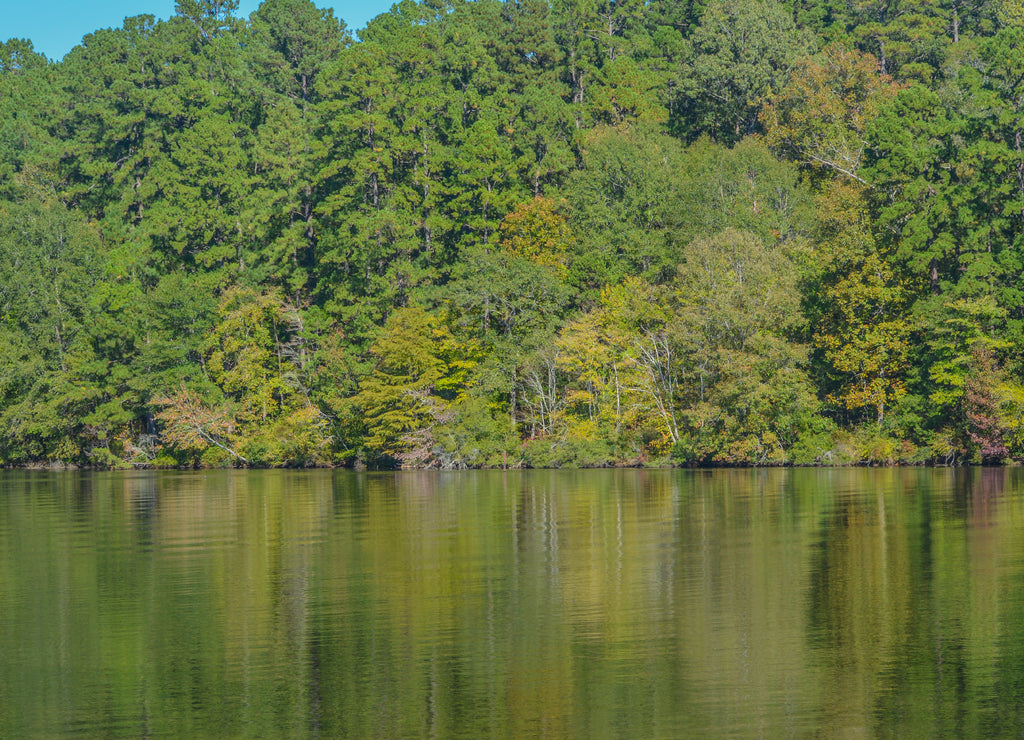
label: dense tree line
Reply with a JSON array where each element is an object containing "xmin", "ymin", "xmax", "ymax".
[{"xmin": 4, "ymin": 0, "xmax": 1024, "ymax": 467}]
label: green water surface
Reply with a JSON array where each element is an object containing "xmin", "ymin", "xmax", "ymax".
[{"xmin": 1, "ymin": 468, "xmax": 1023, "ymax": 737}]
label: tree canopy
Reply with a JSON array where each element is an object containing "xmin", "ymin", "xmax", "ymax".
[{"xmin": 3, "ymin": 0, "xmax": 1024, "ymax": 468}]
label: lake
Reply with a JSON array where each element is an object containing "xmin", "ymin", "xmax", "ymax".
[{"xmin": 1, "ymin": 468, "xmax": 1023, "ymax": 737}]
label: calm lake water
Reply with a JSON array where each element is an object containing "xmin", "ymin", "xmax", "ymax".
[{"xmin": 2, "ymin": 468, "xmax": 1024, "ymax": 737}]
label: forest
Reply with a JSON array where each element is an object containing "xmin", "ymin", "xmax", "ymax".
[{"xmin": 3, "ymin": 0, "xmax": 1024, "ymax": 468}]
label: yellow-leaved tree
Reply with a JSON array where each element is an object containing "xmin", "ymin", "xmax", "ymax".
[
  {"xmin": 498, "ymin": 196, "xmax": 573, "ymax": 276},
  {"xmin": 761, "ymin": 43, "xmax": 899, "ymax": 186},
  {"xmin": 811, "ymin": 184, "xmax": 911, "ymax": 426},
  {"xmin": 156, "ymin": 286, "xmax": 331, "ymax": 465}
]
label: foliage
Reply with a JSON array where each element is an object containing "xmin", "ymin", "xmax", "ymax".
[
  {"xmin": 0, "ymin": 0, "xmax": 1020, "ymax": 467},
  {"xmin": 761, "ymin": 44, "xmax": 900, "ymax": 184},
  {"xmin": 670, "ymin": 0, "xmax": 816, "ymax": 143},
  {"xmin": 498, "ymin": 196, "xmax": 573, "ymax": 275}
]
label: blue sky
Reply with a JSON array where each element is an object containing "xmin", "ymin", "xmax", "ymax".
[{"xmin": 4, "ymin": 0, "xmax": 396, "ymax": 60}]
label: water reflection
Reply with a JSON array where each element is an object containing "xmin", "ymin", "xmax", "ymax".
[{"xmin": 2, "ymin": 469, "xmax": 1024, "ymax": 736}]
